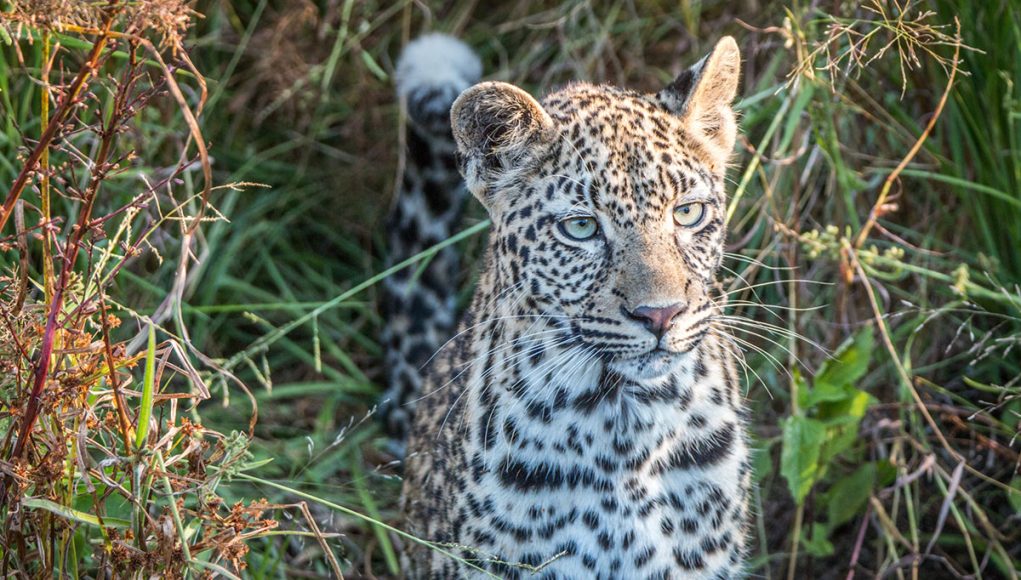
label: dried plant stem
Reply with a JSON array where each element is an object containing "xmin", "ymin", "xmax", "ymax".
[
  {"xmin": 8, "ymin": 43, "xmax": 121, "ymax": 463},
  {"xmin": 58, "ymin": 23, "xmax": 212, "ymax": 232},
  {"xmin": 0, "ymin": 3, "xmax": 267, "ymax": 576},
  {"xmin": 97, "ymin": 288, "xmax": 135, "ymax": 455},
  {"xmin": 155, "ymin": 451, "xmax": 193, "ymax": 577},
  {"xmin": 295, "ymin": 501, "xmax": 345, "ymax": 579},
  {"xmin": 846, "ymin": 243, "xmax": 956, "ymax": 456},
  {"xmin": 787, "ymin": 503, "xmax": 805, "ymax": 580},
  {"xmin": 852, "ymin": 17, "xmax": 961, "ymax": 251},
  {"xmin": 845, "ymin": 503, "xmax": 873, "ymax": 580}
]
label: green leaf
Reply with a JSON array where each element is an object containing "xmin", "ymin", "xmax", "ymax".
[
  {"xmin": 800, "ymin": 378, "xmax": 850, "ymax": 409},
  {"xmin": 751, "ymin": 442, "xmax": 775, "ymax": 482},
  {"xmin": 829, "ymin": 387, "xmax": 874, "ymax": 419},
  {"xmin": 815, "ymin": 328, "xmax": 874, "ymax": 389},
  {"xmin": 781, "ymin": 416, "xmax": 826, "ymax": 504},
  {"xmin": 23, "ymin": 498, "xmax": 130, "ymax": 529},
  {"xmin": 826, "ymin": 463, "xmax": 877, "ymax": 527},
  {"xmin": 962, "ymin": 376, "xmax": 1008, "ymax": 394},
  {"xmin": 803, "ymin": 524, "xmax": 835, "ymax": 557},
  {"xmin": 819, "ymin": 423, "xmax": 859, "ymax": 467},
  {"xmin": 239, "ymin": 458, "xmax": 275, "ymax": 471},
  {"xmin": 817, "ymin": 388, "xmax": 876, "ymax": 465},
  {"xmin": 776, "ymin": 82, "xmax": 815, "ymax": 155},
  {"xmin": 876, "ymin": 459, "xmax": 897, "ymax": 487},
  {"xmin": 800, "ymin": 328, "xmax": 875, "ymax": 410},
  {"xmin": 816, "ymin": 385, "xmax": 875, "ymax": 427},
  {"xmin": 360, "ymin": 50, "xmax": 388, "ymax": 81},
  {"xmin": 1009, "ymin": 476, "xmax": 1021, "ymax": 514}
]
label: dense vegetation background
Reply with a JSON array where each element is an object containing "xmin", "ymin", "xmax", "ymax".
[{"xmin": 0, "ymin": 0, "xmax": 1018, "ymax": 578}]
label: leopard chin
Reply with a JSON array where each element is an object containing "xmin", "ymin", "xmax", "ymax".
[{"xmin": 608, "ymin": 347, "xmax": 687, "ymax": 381}]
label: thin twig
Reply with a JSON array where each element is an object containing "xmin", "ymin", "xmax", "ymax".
[
  {"xmin": 0, "ymin": 10, "xmax": 118, "ymax": 234},
  {"xmin": 852, "ymin": 17, "xmax": 961, "ymax": 251}
]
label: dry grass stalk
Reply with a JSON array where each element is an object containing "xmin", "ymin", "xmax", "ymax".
[{"xmin": 0, "ymin": 1, "xmax": 280, "ymax": 576}]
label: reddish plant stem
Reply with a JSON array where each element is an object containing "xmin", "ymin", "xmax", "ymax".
[
  {"xmin": 0, "ymin": 13, "xmax": 117, "ymax": 235},
  {"xmin": 9, "ymin": 76, "xmax": 122, "ymax": 464},
  {"xmin": 845, "ymin": 503, "xmax": 873, "ymax": 580}
]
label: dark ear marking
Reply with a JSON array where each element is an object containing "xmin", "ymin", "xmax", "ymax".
[
  {"xmin": 658, "ymin": 36, "xmax": 741, "ymax": 161},
  {"xmin": 664, "ymin": 68, "xmax": 698, "ymax": 107},
  {"xmin": 451, "ymin": 81, "xmax": 555, "ymax": 209}
]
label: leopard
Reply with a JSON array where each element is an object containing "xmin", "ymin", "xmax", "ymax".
[{"xmin": 385, "ymin": 33, "xmax": 751, "ymax": 579}]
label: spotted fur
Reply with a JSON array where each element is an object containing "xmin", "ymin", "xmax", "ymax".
[
  {"xmin": 396, "ymin": 36, "xmax": 751, "ymax": 579},
  {"xmin": 380, "ymin": 35, "xmax": 482, "ymax": 440}
]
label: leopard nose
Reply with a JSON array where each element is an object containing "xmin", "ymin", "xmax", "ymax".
[{"xmin": 625, "ymin": 302, "xmax": 686, "ymax": 339}]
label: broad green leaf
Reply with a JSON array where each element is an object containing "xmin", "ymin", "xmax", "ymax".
[
  {"xmin": 801, "ymin": 328, "xmax": 875, "ymax": 410},
  {"xmin": 75, "ymin": 489, "xmax": 130, "ymax": 521},
  {"xmin": 817, "ymin": 389, "xmax": 875, "ymax": 465},
  {"xmin": 23, "ymin": 498, "xmax": 130, "ymax": 529},
  {"xmin": 844, "ymin": 388, "xmax": 874, "ymax": 418},
  {"xmin": 817, "ymin": 386, "xmax": 875, "ymax": 421},
  {"xmin": 815, "ymin": 328, "xmax": 874, "ymax": 389},
  {"xmin": 820, "ymin": 423, "xmax": 859, "ymax": 466},
  {"xmin": 826, "ymin": 463, "xmax": 877, "ymax": 526},
  {"xmin": 800, "ymin": 378, "xmax": 850, "ymax": 409},
  {"xmin": 781, "ymin": 416, "xmax": 826, "ymax": 504}
]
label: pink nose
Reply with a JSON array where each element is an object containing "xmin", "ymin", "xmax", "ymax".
[{"xmin": 626, "ymin": 302, "xmax": 686, "ymax": 339}]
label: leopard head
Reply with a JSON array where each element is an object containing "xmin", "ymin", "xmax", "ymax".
[{"xmin": 452, "ymin": 37, "xmax": 740, "ymax": 380}]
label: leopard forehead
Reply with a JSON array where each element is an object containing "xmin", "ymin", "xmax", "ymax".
[{"xmin": 524, "ymin": 82, "xmax": 724, "ymax": 222}]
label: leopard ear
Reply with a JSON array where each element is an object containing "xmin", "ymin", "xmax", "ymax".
[
  {"xmin": 658, "ymin": 36, "xmax": 741, "ymax": 160},
  {"xmin": 451, "ymin": 81, "xmax": 555, "ymax": 208}
]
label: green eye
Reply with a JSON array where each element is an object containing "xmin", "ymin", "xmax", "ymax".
[
  {"xmin": 558, "ymin": 216, "xmax": 599, "ymax": 240},
  {"xmin": 673, "ymin": 202, "xmax": 706, "ymax": 228}
]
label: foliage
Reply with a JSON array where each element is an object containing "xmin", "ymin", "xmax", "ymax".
[
  {"xmin": 1, "ymin": 0, "xmax": 1019, "ymax": 578},
  {"xmin": 781, "ymin": 327, "xmax": 876, "ymax": 504}
]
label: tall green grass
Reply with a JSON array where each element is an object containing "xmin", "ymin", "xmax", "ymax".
[{"xmin": 933, "ymin": 0, "xmax": 1021, "ymax": 293}]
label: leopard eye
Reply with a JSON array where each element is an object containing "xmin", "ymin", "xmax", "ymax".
[
  {"xmin": 673, "ymin": 202, "xmax": 706, "ymax": 228},
  {"xmin": 558, "ymin": 216, "xmax": 599, "ymax": 240}
]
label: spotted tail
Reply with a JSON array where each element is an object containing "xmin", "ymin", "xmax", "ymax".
[{"xmin": 378, "ymin": 35, "xmax": 482, "ymax": 440}]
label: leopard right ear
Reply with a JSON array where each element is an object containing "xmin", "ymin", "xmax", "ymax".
[{"xmin": 451, "ymin": 81, "xmax": 555, "ymax": 209}]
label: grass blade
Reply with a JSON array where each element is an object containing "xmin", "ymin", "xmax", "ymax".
[
  {"xmin": 23, "ymin": 498, "xmax": 130, "ymax": 529},
  {"xmin": 135, "ymin": 323, "xmax": 156, "ymax": 450}
]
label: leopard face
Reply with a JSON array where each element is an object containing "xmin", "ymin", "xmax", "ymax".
[{"xmin": 452, "ymin": 38, "xmax": 739, "ymax": 382}]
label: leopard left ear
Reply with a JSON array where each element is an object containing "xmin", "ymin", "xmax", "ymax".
[{"xmin": 658, "ymin": 36, "xmax": 741, "ymax": 160}]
